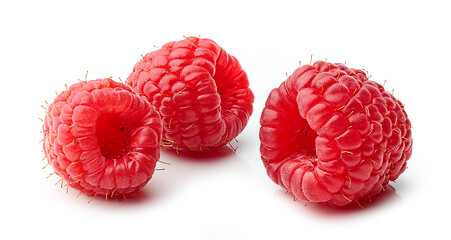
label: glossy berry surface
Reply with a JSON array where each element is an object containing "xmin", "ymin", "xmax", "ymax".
[
  {"xmin": 259, "ymin": 61, "xmax": 412, "ymax": 206},
  {"xmin": 42, "ymin": 78, "xmax": 162, "ymax": 197},
  {"xmin": 126, "ymin": 37, "xmax": 254, "ymax": 152}
]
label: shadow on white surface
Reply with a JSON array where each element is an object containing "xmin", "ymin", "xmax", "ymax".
[
  {"xmin": 83, "ymin": 145, "xmax": 251, "ymax": 207},
  {"xmin": 162, "ymin": 144, "xmax": 237, "ymax": 162},
  {"xmin": 276, "ymin": 184, "xmax": 401, "ymax": 216}
]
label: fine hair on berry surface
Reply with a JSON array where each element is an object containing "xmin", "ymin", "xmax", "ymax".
[
  {"xmin": 126, "ymin": 36, "xmax": 254, "ymax": 153},
  {"xmin": 259, "ymin": 61, "xmax": 412, "ymax": 207},
  {"xmin": 42, "ymin": 78, "xmax": 162, "ymax": 198}
]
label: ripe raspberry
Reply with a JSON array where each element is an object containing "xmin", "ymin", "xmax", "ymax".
[
  {"xmin": 126, "ymin": 36, "xmax": 254, "ymax": 152},
  {"xmin": 259, "ymin": 61, "xmax": 412, "ymax": 206},
  {"xmin": 42, "ymin": 78, "xmax": 162, "ymax": 198}
]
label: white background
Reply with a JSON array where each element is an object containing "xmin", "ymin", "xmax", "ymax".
[{"xmin": 1, "ymin": 0, "xmax": 449, "ymax": 239}]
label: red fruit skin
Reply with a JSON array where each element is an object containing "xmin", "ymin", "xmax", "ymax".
[
  {"xmin": 259, "ymin": 61, "xmax": 412, "ymax": 206},
  {"xmin": 126, "ymin": 37, "xmax": 254, "ymax": 152},
  {"xmin": 42, "ymin": 78, "xmax": 162, "ymax": 197}
]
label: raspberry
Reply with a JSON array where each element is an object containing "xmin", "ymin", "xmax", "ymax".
[
  {"xmin": 126, "ymin": 36, "xmax": 254, "ymax": 152},
  {"xmin": 42, "ymin": 78, "xmax": 162, "ymax": 198},
  {"xmin": 259, "ymin": 61, "xmax": 412, "ymax": 206}
]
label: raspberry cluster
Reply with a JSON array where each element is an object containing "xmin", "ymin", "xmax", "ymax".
[
  {"xmin": 42, "ymin": 37, "xmax": 254, "ymax": 198},
  {"xmin": 41, "ymin": 37, "xmax": 412, "ymax": 207},
  {"xmin": 259, "ymin": 61, "xmax": 412, "ymax": 206}
]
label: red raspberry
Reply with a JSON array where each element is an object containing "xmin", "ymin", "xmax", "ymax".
[
  {"xmin": 259, "ymin": 61, "xmax": 412, "ymax": 206},
  {"xmin": 42, "ymin": 78, "xmax": 162, "ymax": 198},
  {"xmin": 126, "ymin": 36, "xmax": 254, "ymax": 152}
]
